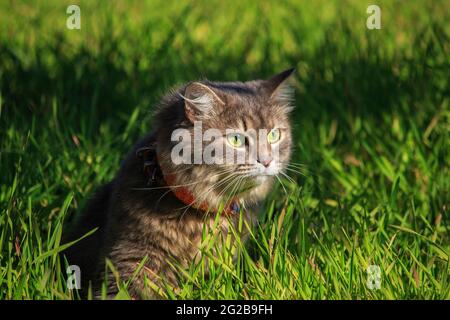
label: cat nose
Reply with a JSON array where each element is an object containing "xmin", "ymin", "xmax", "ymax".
[{"xmin": 257, "ymin": 157, "xmax": 273, "ymax": 167}]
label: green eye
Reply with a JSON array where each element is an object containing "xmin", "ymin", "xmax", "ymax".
[
  {"xmin": 267, "ymin": 128, "xmax": 281, "ymax": 144},
  {"xmin": 227, "ymin": 133, "xmax": 245, "ymax": 148}
]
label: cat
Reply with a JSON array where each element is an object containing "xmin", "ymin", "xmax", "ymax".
[{"xmin": 63, "ymin": 68, "xmax": 295, "ymax": 299}]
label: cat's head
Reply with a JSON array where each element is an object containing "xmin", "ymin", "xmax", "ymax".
[{"xmin": 156, "ymin": 68, "xmax": 295, "ymax": 210}]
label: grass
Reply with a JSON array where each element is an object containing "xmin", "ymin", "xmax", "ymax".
[{"xmin": 0, "ymin": 0, "xmax": 449, "ymax": 299}]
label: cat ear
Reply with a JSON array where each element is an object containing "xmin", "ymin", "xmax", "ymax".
[
  {"xmin": 181, "ymin": 82, "xmax": 225, "ymax": 122},
  {"xmin": 264, "ymin": 68, "xmax": 295, "ymax": 110}
]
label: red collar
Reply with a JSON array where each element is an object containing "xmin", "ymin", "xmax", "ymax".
[
  {"xmin": 136, "ymin": 145, "xmax": 239, "ymax": 216},
  {"xmin": 162, "ymin": 173, "xmax": 239, "ymax": 216}
]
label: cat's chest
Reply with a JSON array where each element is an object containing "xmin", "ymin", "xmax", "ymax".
[
  {"xmin": 132, "ymin": 208, "xmax": 254, "ymax": 262},
  {"xmin": 114, "ymin": 183, "xmax": 257, "ymax": 264}
]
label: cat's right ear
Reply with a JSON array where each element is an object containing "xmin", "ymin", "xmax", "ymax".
[
  {"xmin": 181, "ymin": 82, "xmax": 225, "ymax": 122},
  {"xmin": 263, "ymin": 68, "xmax": 295, "ymax": 111}
]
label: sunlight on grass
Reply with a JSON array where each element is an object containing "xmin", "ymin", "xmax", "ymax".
[{"xmin": 0, "ymin": 0, "xmax": 449, "ymax": 299}]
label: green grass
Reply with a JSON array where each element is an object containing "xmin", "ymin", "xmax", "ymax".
[{"xmin": 0, "ymin": 0, "xmax": 449, "ymax": 299}]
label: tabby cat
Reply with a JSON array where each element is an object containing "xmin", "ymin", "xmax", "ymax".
[{"xmin": 63, "ymin": 68, "xmax": 295, "ymax": 299}]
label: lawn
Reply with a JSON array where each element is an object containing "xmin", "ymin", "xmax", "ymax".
[{"xmin": 0, "ymin": 0, "xmax": 449, "ymax": 299}]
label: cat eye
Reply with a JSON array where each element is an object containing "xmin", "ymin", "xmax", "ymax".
[
  {"xmin": 267, "ymin": 128, "xmax": 281, "ymax": 144},
  {"xmin": 227, "ymin": 133, "xmax": 245, "ymax": 148}
]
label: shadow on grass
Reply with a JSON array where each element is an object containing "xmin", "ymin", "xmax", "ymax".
[{"xmin": 1, "ymin": 22, "xmax": 447, "ymax": 133}]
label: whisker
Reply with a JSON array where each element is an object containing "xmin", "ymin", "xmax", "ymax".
[
  {"xmin": 284, "ymin": 167, "xmax": 308, "ymax": 177},
  {"xmin": 287, "ymin": 161, "xmax": 308, "ymax": 168},
  {"xmin": 279, "ymin": 171, "xmax": 297, "ymax": 184},
  {"xmin": 196, "ymin": 172, "xmax": 239, "ymax": 206},
  {"xmin": 275, "ymin": 174, "xmax": 288, "ymax": 196},
  {"xmin": 285, "ymin": 164, "xmax": 309, "ymax": 172},
  {"xmin": 132, "ymin": 168, "xmax": 235, "ymax": 191},
  {"xmin": 175, "ymin": 171, "xmax": 241, "ymax": 218}
]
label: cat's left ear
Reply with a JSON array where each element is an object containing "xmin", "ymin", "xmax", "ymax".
[
  {"xmin": 263, "ymin": 68, "xmax": 295, "ymax": 110},
  {"xmin": 182, "ymin": 82, "xmax": 225, "ymax": 122}
]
